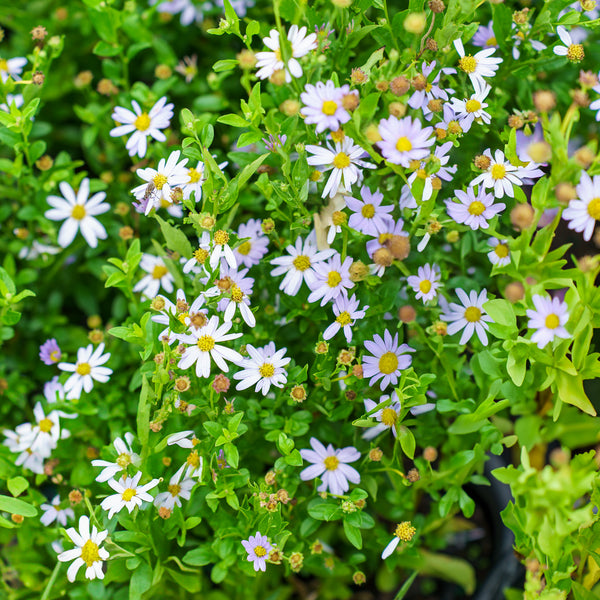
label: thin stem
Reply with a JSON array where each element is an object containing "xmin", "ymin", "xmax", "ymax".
[{"xmin": 40, "ymin": 560, "xmax": 62, "ymax": 600}]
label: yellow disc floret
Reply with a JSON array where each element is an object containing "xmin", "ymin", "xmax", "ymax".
[
  {"xmin": 134, "ymin": 113, "xmax": 151, "ymax": 131},
  {"xmin": 379, "ymin": 351, "xmax": 399, "ymax": 374},
  {"xmin": 464, "ymin": 306, "xmax": 482, "ymax": 322}
]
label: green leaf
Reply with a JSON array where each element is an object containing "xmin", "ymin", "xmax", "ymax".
[
  {"xmin": 7, "ymin": 477, "xmax": 28, "ymax": 497},
  {"xmin": 217, "ymin": 113, "xmax": 249, "ymax": 128},
  {"xmin": 223, "ymin": 443, "xmax": 239, "ymax": 469},
  {"xmin": 183, "ymin": 546, "xmax": 215, "ymax": 566},
  {"xmin": 398, "ymin": 426, "xmax": 415, "ymax": 459},
  {"xmin": 92, "ymin": 40, "xmax": 122, "ymax": 57},
  {"xmin": 0, "ymin": 495, "xmax": 37, "ymax": 517},
  {"xmin": 129, "ymin": 561, "xmax": 152, "ymax": 600},
  {"xmin": 155, "ymin": 214, "xmax": 193, "ymax": 257},
  {"xmin": 555, "ymin": 371, "xmax": 596, "ymax": 416},
  {"xmin": 418, "ymin": 550, "xmax": 476, "ymax": 595},
  {"xmin": 343, "ymin": 520, "xmax": 362, "ymax": 549},
  {"xmin": 213, "ymin": 59, "xmax": 238, "ymax": 73},
  {"xmin": 137, "ymin": 376, "xmax": 153, "ymax": 451},
  {"xmin": 307, "ymin": 498, "xmax": 342, "ymax": 521}
]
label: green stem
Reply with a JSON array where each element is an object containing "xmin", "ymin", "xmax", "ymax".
[{"xmin": 40, "ymin": 560, "xmax": 62, "ymax": 600}]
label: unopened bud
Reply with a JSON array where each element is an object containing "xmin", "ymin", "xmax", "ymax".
[
  {"xmin": 353, "ymin": 571, "xmax": 366, "ymax": 585},
  {"xmin": 555, "ymin": 182, "xmax": 577, "ymax": 204},
  {"xmin": 399, "ymin": 305, "xmax": 416, "ymax": 323},
  {"xmin": 474, "ymin": 154, "xmax": 491, "ymax": 170},
  {"xmin": 505, "ymin": 281, "xmax": 525, "ymax": 303},
  {"xmin": 533, "ymin": 90, "xmax": 556, "ymax": 112},
  {"xmin": 403, "ymin": 12, "xmax": 427, "ymax": 34},
  {"xmin": 351, "ymin": 68, "xmax": 368, "ymax": 85},
  {"xmin": 390, "ymin": 75, "xmax": 410, "ymax": 96},
  {"xmin": 280, "ymin": 99, "xmax": 300, "ymax": 116},
  {"xmin": 423, "ymin": 446, "xmax": 438, "ymax": 461},
  {"xmin": 389, "ymin": 102, "xmax": 407, "ymax": 118}
]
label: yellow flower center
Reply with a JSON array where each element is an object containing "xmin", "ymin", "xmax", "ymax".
[
  {"xmin": 71, "ymin": 205, "xmax": 86, "ymax": 220},
  {"xmin": 486, "ymin": 36, "xmax": 497, "ymax": 46},
  {"xmin": 394, "ymin": 521, "xmax": 416, "ymax": 542},
  {"xmin": 293, "ymin": 255, "xmax": 311, "ymax": 271},
  {"xmin": 186, "ymin": 450, "xmax": 201, "ymax": 468},
  {"xmin": 168, "ymin": 484, "xmax": 181, "ymax": 497},
  {"xmin": 545, "ymin": 313, "xmax": 560, "ymax": 329},
  {"xmin": 327, "ymin": 271, "xmax": 342, "ymax": 287},
  {"xmin": 197, "ymin": 335, "xmax": 215, "ymax": 352},
  {"xmin": 259, "ymin": 363, "xmax": 275, "ymax": 378},
  {"xmin": 395, "ymin": 137, "xmax": 412, "ymax": 152},
  {"xmin": 465, "ymin": 99, "xmax": 481, "ymax": 113},
  {"xmin": 361, "ymin": 203, "xmax": 375, "ymax": 218},
  {"xmin": 468, "ymin": 201, "xmax": 486, "ymax": 216},
  {"xmin": 416, "ymin": 168, "xmax": 427, "ymax": 180},
  {"xmin": 152, "ymin": 265, "xmax": 168, "ymax": 279},
  {"xmin": 527, "ymin": 142, "xmax": 551, "ymax": 163},
  {"xmin": 464, "ymin": 306, "xmax": 482, "ymax": 322},
  {"xmin": 230, "ymin": 284, "xmax": 244, "ymax": 303},
  {"xmin": 134, "ymin": 112, "xmax": 151, "ymax": 131},
  {"xmin": 333, "ymin": 152, "xmax": 351, "ymax": 169},
  {"xmin": 194, "ymin": 248, "xmax": 209, "ymax": 263},
  {"xmin": 324, "ymin": 456, "xmax": 339, "ymax": 471},
  {"xmin": 378, "ymin": 232, "xmax": 393, "ymax": 244},
  {"xmin": 381, "ymin": 407, "xmax": 398, "ymax": 427},
  {"xmin": 567, "ymin": 44, "xmax": 585, "ymax": 62},
  {"xmin": 0, "ymin": 59, "xmax": 7, "ymax": 71},
  {"xmin": 188, "ymin": 167, "xmax": 201, "ymax": 183},
  {"xmin": 274, "ymin": 48, "xmax": 282, "ymax": 61},
  {"xmin": 50, "ymin": 350, "xmax": 61, "ymax": 362},
  {"xmin": 255, "ymin": 545, "xmax": 267, "ymax": 557},
  {"xmin": 587, "ymin": 197, "xmax": 600, "ymax": 220},
  {"xmin": 76, "ymin": 362, "xmax": 91, "ymax": 376},
  {"xmin": 491, "ymin": 164, "xmax": 506, "ymax": 180},
  {"xmin": 419, "ymin": 279, "xmax": 432, "ymax": 293},
  {"xmin": 122, "ymin": 488, "xmax": 137, "ymax": 502},
  {"xmin": 81, "ymin": 540, "xmax": 100, "ymax": 567},
  {"xmin": 336, "ymin": 311, "xmax": 352, "ymax": 326},
  {"xmin": 116, "ymin": 453, "xmax": 131, "ymax": 468},
  {"xmin": 38, "ymin": 418, "xmax": 53, "ymax": 433},
  {"xmin": 458, "ymin": 55, "xmax": 477, "ymax": 73},
  {"xmin": 322, "ymin": 100, "xmax": 338, "ymax": 116},
  {"xmin": 494, "ymin": 243, "xmax": 509, "ymax": 258},
  {"xmin": 237, "ymin": 241, "xmax": 251, "ymax": 255},
  {"xmin": 214, "ymin": 230, "xmax": 229, "ymax": 245},
  {"xmin": 153, "ymin": 174, "xmax": 168, "ymax": 190},
  {"xmin": 379, "ymin": 351, "xmax": 399, "ymax": 375}
]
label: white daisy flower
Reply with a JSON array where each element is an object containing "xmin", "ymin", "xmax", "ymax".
[
  {"xmin": 377, "ymin": 116, "xmax": 434, "ymax": 167},
  {"xmin": 345, "ymin": 186, "xmax": 394, "ymax": 236},
  {"xmin": 270, "ymin": 233, "xmax": 335, "ymax": 296},
  {"xmin": 154, "ymin": 464, "xmax": 195, "ymax": 511},
  {"xmin": 180, "ymin": 157, "xmax": 228, "ymax": 202},
  {"xmin": 58, "ymin": 343, "xmax": 113, "ymax": 400},
  {"xmin": 0, "ymin": 56, "xmax": 27, "ymax": 82},
  {"xmin": 407, "ymin": 263, "xmax": 442, "ymax": 302},
  {"xmin": 589, "ymin": 82, "xmax": 600, "ymax": 121},
  {"xmin": 362, "ymin": 394, "xmax": 402, "ymax": 440},
  {"xmin": 306, "ymin": 136, "xmax": 375, "ymax": 198},
  {"xmin": 91, "ymin": 432, "xmax": 140, "ymax": 483},
  {"xmin": 381, "ymin": 522, "xmax": 417, "ymax": 559},
  {"xmin": 133, "ymin": 254, "xmax": 175, "ymax": 299},
  {"xmin": 553, "ymin": 26, "xmax": 585, "ymax": 62},
  {"xmin": 470, "ymin": 149, "xmax": 534, "ymax": 199},
  {"xmin": 57, "ymin": 516, "xmax": 109, "ymax": 582},
  {"xmin": 45, "ymin": 179, "xmax": 109, "ymax": 249},
  {"xmin": 404, "ymin": 141, "xmax": 457, "ymax": 203},
  {"xmin": 487, "ymin": 238, "xmax": 511, "ymax": 266},
  {"xmin": 110, "ymin": 96, "xmax": 174, "ymax": 158},
  {"xmin": 167, "ymin": 430, "xmax": 200, "ymax": 448},
  {"xmin": 177, "ymin": 315, "xmax": 243, "ymax": 378},
  {"xmin": 300, "ymin": 80, "xmax": 353, "ymax": 133},
  {"xmin": 3, "ymin": 423, "xmax": 44, "ymax": 474},
  {"xmin": 562, "ymin": 171, "xmax": 600, "ymax": 241},
  {"xmin": 233, "ymin": 219, "xmax": 269, "ymax": 268},
  {"xmin": 100, "ymin": 472, "xmax": 160, "ymax": 519},
  {"xmin": 362, "ymin": 330, "xmax": 415, "ymax": 391},
  {"xmin": 323, "ymin": 293, "xmax": 368, "ymax": 343},
  {"xmin": 209, "ymin": 230, "xmax": 237, "ymax": 270},
  {"xmin": 449, "ymin": 79, "xmax": 492, "ymax": 133},
  {"xmin": 299, "ymin": 437, "xmax": 361, "ymax": 496},
  {"xmin": 166, "ymin": 433, "xmax": 205, "ymax": 478},
  {"xmin": 40, "ymin": 495, "xmax": 74, "ymax": 527},
  {"xmin": 440, "ymin": 289, "xmax": 492, "ymax": 346},
  {"xmin": 131, "ymin": 151, "xmax": 189, "ymax": 215},
  {"xmin": 255, "ymin": 25, "xmax": 317, "ymax": 82},
  {"xmin": 233, "ymin": 342, "xmax": 291, "ymax": 395},
  {"xmin": 454, "ymin": 38, "xmax": 502, "ymax": 87},
  {"xmin": 307, "ymin": 254, "xmax": 354, "ymax": 306},
  {"xmin": 445, "ymin": 186, "xmax": 505, "ymax": 230},
  {"xmin": 29, "ymin": 402, "xmax": 71, "ymax": 458},
  {"xmin": 526, "ymin": 294, "xmax": 570, "ymax": 349}
]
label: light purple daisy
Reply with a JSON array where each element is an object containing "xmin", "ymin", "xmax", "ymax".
[
  {"xmin": 562, "ymin": 171, "xmax": 600, "ymax": 241},
  {"xmin": 300, "ymin": 80, "xmax": 353, "ymax": 133},
  {"xmin": 307, "ymin": 253, "xmax": 354, "ymax": 306},
  {"xmin": 407, "ymin": 61, "xmax": 456, "ymax": 121},
  {"xmin": 233, "ymin": 219, "xmax": 269, "ymax": 268},
  {"xmin": 526, "ymin": 294, "xmax": 570, "ymax": 349},
  {"xmin": 345, "ymin": 186, "xmax": 394, "ymax": 236},
  {"xmin": 242, "ymin": 532, "xmax": 273, "ymax": 572},
  {"xmin": 439, "ymin": 289, "xmax": 492, "ymax": 346},
  {"xmin": 445, "ymin": 186, "xmax": 505, "ymax": 230},
  {"xmin": 362, "ymin": 330, "xmax": 415, "ymax": 391},
  {"xmin": 299, "ymin": 437, "xmax": 360, "ymax": 495},
  {"xmin": 472, "ymin": 21, "xmax": 498, "ymax": 49},
  {"xmin": 39, "ymin": 338, "xmax": 62, "ymax": 365},
  {"xmin": 377, "ymin": 116, "xmax": 434, "ymax": 167},
  {"xmin": 407, "ymin": 263, "xmax": 442, "ymax": 302}
]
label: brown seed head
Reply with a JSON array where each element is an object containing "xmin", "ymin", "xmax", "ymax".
[
  {"xmin": 390, "ymin": 75, "xmax": 410, "ymax": 96},
  {"xmin": 505, "ymin": 281, "xmax": 525, "ymax": 303},
  {"xmin": 533, "ymin": 90, "xmax": 556, "ymax": 112},
  {"xmin": 423, "ymin": 446, "xmax": 438, "ymax": 462}
]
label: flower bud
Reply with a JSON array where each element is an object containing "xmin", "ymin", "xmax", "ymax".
[
  {"xmin": 533, "ymin": 90, "xmax": 556, "ymax": 112},
  {"xmin": 423, "ymin": 446, "xmax": 438, "ymax": 461},
  {"xmin": 353, "ymin": 571, "xmax": 366, "ymax": 585},
  {"xmin": 390, "ymin": 75, "xmax": 410, "ymax": 96},
  {"xmin": 504, "ymin": 281, "xmax": 525, "ymax": 303},
  {"xmin": 398, "ymin": 305, "xmax": 416, "ymax": 323},
  {"xmin": 510, "ymin": 203, "xmax": 535, "ymax": 230},
  {"xmin": 280, "ymin": 99, "xmax": 300, "ymax": 116},
  {"xmin": 369, "ymin": 447, "xmax": 383, "ymax": 461},
  {"xmin": 403, "ymin": 12, "xmax": 427, "ymax": 34}
]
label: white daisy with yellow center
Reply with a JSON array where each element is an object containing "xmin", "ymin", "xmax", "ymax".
[
  {"xmin": 453, "ymin": 37, "xmax": 502, "ymax": 87},
  {"xmin": 45, "ymin": 178, "xmax": 109, "ymax": 249},
  {"xmin": 233, "ymin": 342, "xmax": 290, "ymax": 396},
  {"xmin": 553, "ymin": 26, "xmax": 585, "ymax": 63},
  {"xmin": 470, "ymin": 149, "xmax": 529, "ymax": 199},
  {"xmin": 100, "ymin": 471, "xmax": 160, "ymax": 519},
  {"xmin": 526, "ymin": 294, "xmax": 570, "ymax": 349},
  {"xmin": 110, "ymin": 96, "xmax": 174, "ymax": 158},
  {"xmin": 58, "ymin": 342, "xmax": 113, "ymax": 401},
  {"xmin": 154, "ymin": 463, "xmax": 195, "ymax": 511},
  {"xmin": 446, "ymin": 185, "xmax": 505, "ymax": 230},
  {"xmin": 407, "ymin": 263, "xmax": 442, "ymax": 303},
  {"xmin": 91, "ymin": 432, "xmax": 140, "ymax": 483},
  {"xmin": 57, "ymin": 516, "xmax": 110, "ymax": 582},
  {"xmin": 323, "ymin": 292, "xmax": 368, "ymax": 343},
  {"xmin": 440, "ymin": 288, "xmax": 492, "ymax": 346},
  {"xmin": 562, "ymin": 171, "xmax": 600, "ymax": 241},
  {"xmin": 299, "ymin": 437, "xmax": 361, "ymax": 496},
  {"xmin": 487, "ymin": 238, "xmax": 511, "ymax": 267},
  {"xmin": 449, "ymin": 79, "xmax": 492, "ymax": 133},
  {"xmin": 133, "ymin": 254, "xmax": 175, "ymax": 300}
]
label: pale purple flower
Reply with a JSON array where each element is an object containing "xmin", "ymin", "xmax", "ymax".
[
  {"xmin": 345, "ymin": 186, "xmax": 394, "ymax": 236},
  {"xmin": 323, "ymin": 293, "xmax": 368, "ymax": 343},
  {"xmin": 299, "ymin": 437, "xmax": 360, "ymax": 495},
  {"xmin": 407, "ymin": 263, "xmax": 442, "ymax": 302},
  {"xmin": 440, "ymin": 289, "xmax": 492, "ymax": 346},
  {"xmin": 446, "ymin": 186, "xmax": 505, "ymax": 230},
  {"xmin": 362, "ymin": 330, "xmax": 415, "ymax": 391},
  {"xmin": 407, "ymin": 61, "xmax": 456, "ymax": 121},
  {"xmin": 300, "ymin": 80, "xmax": 353, "ymax": 133},
  {"xmin": 233, "ymin": 219, "xmax": 269, "ymax": 268},
  {"xmin": 526, "ymin": 294, "xmax": 570, "ymax": 349},
  {"xmin": 40, "ymin": 338, "xmax": 62, "ymax": 365},
  {"xmin": 472, "ymin": 21, "xmax": 498, "ymax": 49},
  {"xmin": 307, "ymin": 253, "xmax": 354, "ymax": 306},
  {"xmin": 377, "ymin": 116, "xmax": 434, "ymax": 167},
  {"xmin": 241, "ymin": 532, "xmax": 273, "ymax": 572}
]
